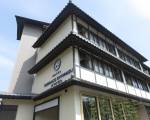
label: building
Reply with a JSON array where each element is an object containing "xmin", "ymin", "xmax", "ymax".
[{"xmin": 1, "ymin": 2, "xmax": 150, "ymax": 120}]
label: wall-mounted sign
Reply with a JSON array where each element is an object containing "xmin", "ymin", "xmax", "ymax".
[
  {"xmin": 44, "ymin": 58, "xmax": 73, "ymax": 88},
  {"xmin": 54, "ymin": 59, "xmax": 61, "ymax": 71},
  {"xmin": 44, "ymin": 69, "xmax": 73, "ymax": 88}
]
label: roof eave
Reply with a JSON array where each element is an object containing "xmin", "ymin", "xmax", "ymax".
[
  {"xmin": 29, "ymin": 34, "xmax": 150, "ymax": 81},
  {"xmin": 33, "ymin": 78, "xmax": 150, "ymax": 103},
  {"xmin": 31, "ymin": 3, "xmax": 147, "ymax": 62},
  {"xmin": 15, "ymin": 15, "xmax": 50, "ymax": 40},
  {"xmin": 0, "ymin": 94, "xmax": 34, "ymax": 100}
]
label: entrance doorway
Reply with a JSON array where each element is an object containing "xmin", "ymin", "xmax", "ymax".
[
  {"xmin": 34, "ymin": 98, "xmax": 59, "ymax": 120},
  {"xmin": 35, "ymin": 106, "xmax": 59, "ymax": 120}
]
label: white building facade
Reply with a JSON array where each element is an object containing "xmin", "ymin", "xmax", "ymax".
[{"xmin": 1, "ymin": 2, "xmax": 150, "ymax": 120}]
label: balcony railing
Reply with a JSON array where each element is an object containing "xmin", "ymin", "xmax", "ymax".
[{"xmin": 75, "ymin": 65, "xmax": 150, "ymax": 100}]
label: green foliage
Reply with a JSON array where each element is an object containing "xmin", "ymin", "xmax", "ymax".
[
  {"xmin": 112, "ymin": 98, "xmax": 125, "ymax": 120},
  {"xmin": 82, "ymin": 96, "xmax": 99, "ymax": 120},
  {"xmin": 99, "ymin": 96, "xmax": 139, "ymax": 120},
  {"xmin": 123, "ymin": 100, "xmax": 139, "ymax": 120},
  {"xmin": 99, "ymin": 96, "xmax": 113, "ymax": 120},
  {"xmin": 82, "ymin": 96, "xmax": 139, "ymax": 120}
]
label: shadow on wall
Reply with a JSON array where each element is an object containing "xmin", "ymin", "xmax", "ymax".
[{"xmin": 13, "ymin": 54, "xmax": 36, "ymax": 94}]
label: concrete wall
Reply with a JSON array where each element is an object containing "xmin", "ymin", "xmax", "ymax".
[
  {"xmin": 36, "ymin": 16, "xmax": 72, "ymax": 62},
  {"xmin": 138, "ymin": 104, "xmax": 149, "ymax": 120},
  {"xmin": 9, "ymin": 24, "xmax": 43, "ymax": 94},
  {"xmin": 59, "ymin": 86, "xmax": 81, "ymax": 120},
  {"xmin": 32, "ymin": 47, "xmax": 74, "ymax": 94}
]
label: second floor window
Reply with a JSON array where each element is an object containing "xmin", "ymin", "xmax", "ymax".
[
  {"xmin": 79, "ymin": 50, "xmax": 123, "ymax": 82},
  {"xmin": 124, "ymin": 73, "xmax": 149, "ymax": 92},
  {"xmin": 79, "ymin": 51, "xmax": 93, "ymax": 70}
]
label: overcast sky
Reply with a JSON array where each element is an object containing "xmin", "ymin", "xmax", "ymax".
[{"xmin": 0, "ymin": 0, "xmax": 150, "ymax": 92}]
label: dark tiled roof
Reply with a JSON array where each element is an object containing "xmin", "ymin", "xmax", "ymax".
[
  {"xmin": 29, "ymin": 33, "xmax": 150, "ymax": 81},
  {"xmin": 16, "ymin": 15, "xmax": 49, "ymax": 40},
  {"xmin": 0, "ymin": 92, "xmax": 35, "ymax": 99},
  {"xmin": 33, "ymin": 78, "xmax": 150, "ymax": 103},
  {"xmin": 32, "ymin": 2, "xmax": 147, "ymax": 62},
  {"xmin": 1, "ymin": 79, "xmax": 150, "ymax": 103}
]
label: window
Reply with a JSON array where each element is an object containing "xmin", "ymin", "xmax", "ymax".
[
  {"xmin": 105, "ymin": 42, "xmax": 116, "ymax": 55},
  {"xmin": 99, "ymin": 61, "xmax": 104, "ymax": 75},
  {"xmin": 140, "ymin": 81, "xmax": 149, "ymax": 91},
  {"xmin": 98, "ymin": 38, "xmax": 106, "ymax": 50},
  {"xmin": 89, "ymin": 32, "xmax": 98, "ymax": 44},
  {"xmin": 103, "ymin": 64, "xmax": 110, "ymax": 77},
  {"xmin": 79, "ymin": 51, "xmax": 93, "ymax": 70},
  {"xmin": 143, "ymin": 66, "xmax": 150, "ymax": 76},
  {"xmin": 112, "ymin": 98, "xmax": 125, "ymax": 120},
  {"xmin": 109, "ymin": 44, "xmax": 116, "ymax": 55},
  {"xmin": 98, "ymin": 96, "xmax": 139, "ymax": 120},
  {"xmin": 113, "ymin": 69, "xmax": 123, "ymax": 82},
  {"xmin": 93, "ymin": 58, "xmax": 99, "ymax": 73},
  {"xmin": 99, "ymin": 96, "xmax": 113, "ymax": 120},
  {"xmin": 77, "ymin": 24, "xmax": 88, "ymax": 39},
  {"xmin": 124, "ymin": 73, "xmax": 149, "ymax": 92},
  {"xmin": 137, "ymin": 80, "xmax": 143, "ymax": 90},
  {"xmin": 118, "ymin": 50, "xmax": 126, "ymax": 62},
  {"xmin": 118, "ymin": 49, "xmax": 141, "ymax": 70},
  {"xmin": 82, "ymin": 96, "xmax": 99, "ymax": 120},
  {"xmin": 77, "ymin": 23, "xmax": 116, "ymax": 56},
  {"xmin": 123, "ymin": 100, "xmax": 139, "ymax": 120},
  {"xmin": 79, "ymin": 50, "xmax": 123, "ymax": 82},
  {"xmin": 125, "ymin": 74, "xmax": 133, "ymax": 86},
  {"xmin": 132, "ymin": 79, "xmax": 139, "ymax": 88},
  {"xmin": 108, "ymin": 66, "xmax": 113, "ymax": 78},
  {"xmin": 133, "ymin": 60, "xmax": 141, "ymax": 70},
  {"xmin": 82, "ymin": 95, "xmax": 140, "ymax": 120}
]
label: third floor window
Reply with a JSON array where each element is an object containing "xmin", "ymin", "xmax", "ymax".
[
  {"xmin": 118, "ymin": 49, "xmax": 141, "ymax": 70},
  {"xmin": 77, "ymin": 23, "xmax": 116, "ymax": 56}
]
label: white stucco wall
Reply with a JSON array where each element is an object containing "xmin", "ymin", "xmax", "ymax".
[
  {"xmin": 59, "ymin": 86, "xmax": 81, "ymax": 120},
  {"xmin": 36, "ymin": 16, "xmax": 72, "ymax": 62},
  {"xmin": 9, "ymin": 24, "xmax": 43, "ymax": 94},
  {"xmin": 32, "ymin": 47, "xmax": 74, "ymax": 94}
]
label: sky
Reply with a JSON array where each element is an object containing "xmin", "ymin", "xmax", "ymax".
[{"xmin": 0, "ymin": 0, "xmax": 150, "ymax": 92}]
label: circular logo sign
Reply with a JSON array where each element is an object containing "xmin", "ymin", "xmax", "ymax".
[{"xmin": 54, "ymin": 59, "xmax": 61, "ymax": 71}]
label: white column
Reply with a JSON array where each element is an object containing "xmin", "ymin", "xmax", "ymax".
[
  {"xmin": 72, "ymin": 15, "xmax": 78, "ymax": 33},
  {"xmin": 59, "ymin": 86, "xmax": 81, "ymax": 120}
]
